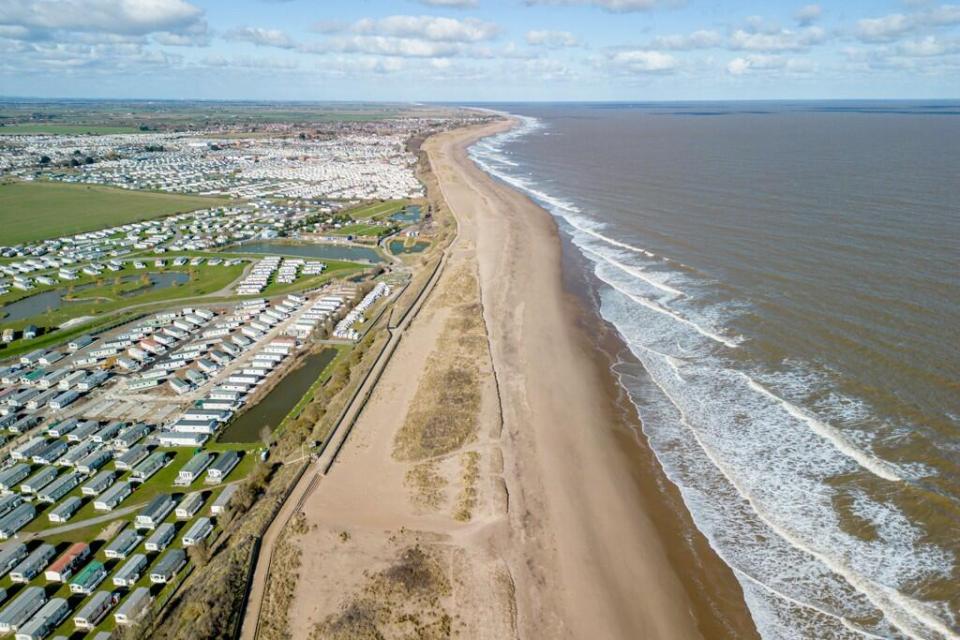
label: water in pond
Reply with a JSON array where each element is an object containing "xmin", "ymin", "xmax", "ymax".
[
  {"xmin": 237, "ymin": 241, "xmax": 383, "ymax": 263},
  {"xmin": 117, "ymin": 272, "xmax": 189, "ymax": 297},
  {"xmin": 389, "ymin": 240, "xmax": 429, "ymax": 254},
  {"xmin": 390, "ymin": 205, "xmax": 421, "ymax": 224},
  {"xmin": 218, "ymin": 348, "xmax": 338, "ymax": 443},
  {"xmin": 0, "ymin": 271, "xmax": 190, "ymax": 323}
]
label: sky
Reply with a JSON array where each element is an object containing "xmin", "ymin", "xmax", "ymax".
[{"xmin": 0, "ymin": 0, "xmax": 958, "ymax": 101}]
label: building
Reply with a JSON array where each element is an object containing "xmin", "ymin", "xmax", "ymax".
[
  {"xmin": 93, "ymin": 481, "xmax": 132, "ymax": 511},
  {"xmin": 114, "ymin": 587, "xmax": 151, "ymax": 625},
  {"xmin": 44, "ymin": 543, "xmax": 89, "ymax": 582},
  {"xmin": 0, "ymin": 586, "xmax": 46, "ymax": 633},
  {"xmin": 135, "ymin": 494, "xmax": 176, "ymax": 530},
  {"xmin": 104, "ymin": 527, "xmax": 142, "ymax": 560},
  {"xmin": 131, "ymin": 451, "xmax": 168, "ymax": 481},
  {"xmin": 68, "ymin": 560, "xmax": 106, "ymax": 595},
  {"xmin": 175, "ymin": 492, "xmax": 204, "ymax": 519},
  {"xmin": 81, "ymin": 470, "xmax": 115, "ymax": 496},
  {"xmin": 206, "ymin": 450, "xmax": 240, "ymax": 483},
  {"xmin": 157, "ymin": 431, "xmax": 208, "ymax": 447},
  {"xmin": 149, "ymin": 548, "xmax": 186, "ymax": 584},
  {"xmin": 182, "ymin": 517, "xmax": 213, "ymax": 547},
  {"xmin": 0, "ymin": 543, "xmax": 28, "ymax": 579},
  {"xmin": 176, "ymin": 452, "xmax": 214, "ymax": 486},
  {"xmin": 48, "ymin": 496, "xmax": 82, "ymax": 523},
  {"xmin": 14, "ymin": 597, "xmax": 69, "ymax": 640},
  {"xmin": 72, "ymin": 590, "xmax": 113, "ymax": 630},
  {"xmin": 112, "ymin": 553, "xmax": 148, "ymax": 588},
  {"xmin": 37, "ymin": 471, "xmax": 80, "ymax": 504},
  {"xmin": 10, "ymin": 544, "xmax": 55, "ymax": 583},
  {"xmin": 37, "ymin": 471, "xmax": 80, "ymax": 503},
  {"xmin": 115, "ymin": 444, "xmax": 150, "ymax": 470},
  {"xmin": 144, "ymin": 522, "xmax": 176, "ymax": 553},
  {"xmin": 0, "ymin": 504, "xmax": 35, "ymax": 540}
]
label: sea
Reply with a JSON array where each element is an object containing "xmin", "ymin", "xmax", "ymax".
[{"xmin": 466, "ymin": 102, "xmax": 960, "ymax": 640}]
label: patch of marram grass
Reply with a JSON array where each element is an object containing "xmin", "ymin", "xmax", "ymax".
[
  {"xmin": 406, "ymin": 461, "xmax": 447, "ymax": 511},
  {"xmin": 310, "ymin": 545, "xmax": 452, "ymax": 640},
  {"xmin": 453, "ymin": 451, "xmax": 480, "ymax": 523},
  {"xmin": 260, "ymin": 513, "xmax": 310, "ymax": 640},
  {"xmin": 393, "ymin": 268, "xmax": 488, "ymax": 462}
]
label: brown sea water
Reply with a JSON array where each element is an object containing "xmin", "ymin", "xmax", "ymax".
[{"xmin": 468, "ymin": 102, "xmax": 960, "ymax": 640}]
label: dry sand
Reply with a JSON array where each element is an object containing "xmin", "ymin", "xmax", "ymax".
[{"xmin": 285, "ymin": 119, "xmax": 757, "ymax": 640}]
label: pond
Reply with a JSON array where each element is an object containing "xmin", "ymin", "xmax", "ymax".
[
  {"xmin": 0, "ymin": 271, "xmax": 190, "ymax": 323},
  {"xmin": 236, "ymin": 241, "xmax": 384, "ymax": 263},
  {"xmin": 390, "ymin": 205, "xmax": 421, "ymax": 224},
  {"xmin": 217, "ymin": 348, "xmax": 338, "ymax": 443},
  {"xmin": 389, "ymin": 240, "xmax": 429, "ymax": 254}
]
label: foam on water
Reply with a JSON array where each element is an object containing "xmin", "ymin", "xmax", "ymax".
[{"xmin": 468, "ymin": 116, "xmax": 957, "ymax": 640}]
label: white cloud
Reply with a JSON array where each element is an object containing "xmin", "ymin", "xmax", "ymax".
[
  {"xmin": 729, "ymin": 25, "xmax": 826, "ymax": 51},
  {"xmin": 526, "ymin": 29, "xmax": 579, "ymax": 47},
  {"xmin": 855, "ymin": 5, "xmax": 960, "ymax": 44},
  {"xmin": 795, "ymin": 4, "xmax": 822, "ymax": 26},
  {"xmin": 726, "ymin": 54, "xmax": 815, "ymax": 75},
  {"xmin": 650, "ymin": 29, "xmax": 721, "ymax": 49},
  {"xmin": 201, "ymin": 55, "xmax": 298, "ymax": 70},
  {"xmin": 306, "ymin": 35, "xmax": 469, "ymax": 58},
  {"xmin": 608, "ymin": 49, "xmax": 678, "ymax": 73},
  {"xmin": 856, "ymin": 14, "xmax": 912, "ymax": 42},
  {"xmin": 897, "ymin": 35, "xmax": 960, "ymax": 56},
  {"xmin": 225, "ymin": 26, "xmax": 296, "ymax": 49},
  {"xmin": 0, "ymin": 0, "xmax": 205, "ymax": 36},
  {"xmin": 524, "ymin": 0, "xmax": 679, "ymax": 13},
  {"xmin": 414, "ymin": 0, "xmax": 478, "ymax": 7},
  {"xmin": 351, "ymin": 15, "xmax": 499, "ymax": 42}
]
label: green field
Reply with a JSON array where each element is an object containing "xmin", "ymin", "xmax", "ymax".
[
  {"xmin": 0, "ymin": 181, "xmax": 230, "ymax": 245},
  {"xmin": 0, "ymin": 123, "xmax": 142, "ymax": 135},
  {"xmin": 343, "ymin": 199, "xmax": 408, "ymax": 220},
  {"xmin": 328, "ymin": 223, "xmax": 390, "ymax": 237}
]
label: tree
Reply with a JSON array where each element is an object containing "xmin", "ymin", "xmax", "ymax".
[
  {"xmin": 39, "ymin": 155, "xmax": 50, "ymax": 165},
  {"xmin": 259, "ymin": 424, "xmax": 272, "ymax": 447}
]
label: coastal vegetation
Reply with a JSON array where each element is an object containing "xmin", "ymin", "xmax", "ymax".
[
  {"xmin": 393, "ymin": 266, "xmax": 486, "ymax": 462},
  {"xmin": 309, "ymin": 545, "xmax": 452, "ymax": 640}
]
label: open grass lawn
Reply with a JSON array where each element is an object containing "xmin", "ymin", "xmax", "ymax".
[
  {"xmin": 328, "ymin": 223, "xmax": 390, "ymax": 237},
  {"xmin": 0, "ymin": 181, "xmax": 229, "ymax": 245},
  {"xmin": 343, "ymin": 199, "xmax": 408, "ymax": 220},
  {"xmin": 0, "ymin": 123, "xmax": 142, "ymax": 135}
]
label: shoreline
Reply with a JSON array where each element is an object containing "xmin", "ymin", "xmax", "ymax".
[{"xmin": 435, "ymin": 117, "xmax": 760, "ymax": 638}]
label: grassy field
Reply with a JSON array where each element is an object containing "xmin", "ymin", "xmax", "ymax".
[
  {"xmin": 0, "ymin": 123, "xmax": 142, "ymax": 135},
  {"xmin": 343, "ymin": 199, "xmax": 408, "ymax": 220},
  {"xmin": 0, "ymin": 181, "xmax": 229, "ymax": 245},
  {"xmin": 328, "ymin": 223, "xmax": 390, "ymax": 237}
]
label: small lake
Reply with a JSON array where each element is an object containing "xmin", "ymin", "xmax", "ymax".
[
  {"xmin": 236, "ymin": 241, "xmax": 383, "ymax": 263},
  {"xmin": 0, "ymin": 271, "xmax": 190, "ymax": 323},
  {"xmin": 218, "ymin": 348, "xmax": 338, "ymax": 443},
  {"xmin": 389, "ymin": 240, "xmax": 429, "ymax": 254},
  {"xmin": 390, "ymin": 205, "xmax": 421, "ymax": 224}
]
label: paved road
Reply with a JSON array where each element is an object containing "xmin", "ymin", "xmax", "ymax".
[{"xmin": 20, "ymin": 501, "xmax": 146, "ymax": 540}]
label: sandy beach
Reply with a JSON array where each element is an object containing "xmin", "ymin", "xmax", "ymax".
[
  {"xmin": 433, "ymin": 119, "xmax": 707, "ymax": 638},
  {"xmin": 281, "ymin": 118, "xmax": 758, "ymax": 639}
]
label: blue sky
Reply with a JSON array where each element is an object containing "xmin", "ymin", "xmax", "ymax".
[{"xmin": 1, "ymin": 0, "xmax": 958, "ymax": 100}]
